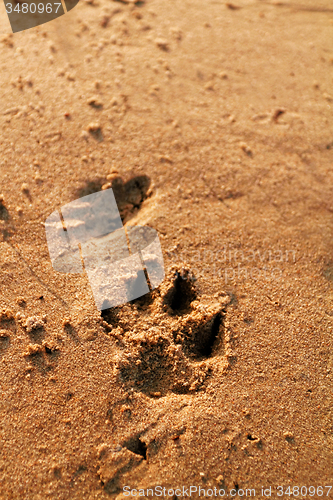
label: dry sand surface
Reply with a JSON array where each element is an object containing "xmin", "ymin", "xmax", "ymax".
[{"xmin": 0, "ymin": 0, "xmax": 333, "ymax": 498}]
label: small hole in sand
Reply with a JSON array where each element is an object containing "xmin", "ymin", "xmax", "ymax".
[
  {"xmin": 164, "ymin": 270, "xmax": 197, "ymax": 314},
  {"xmin": 122, "ymin": 436, "xmax": 147, "ymax": 460},
  {"xmin": 0, "ymin": 205, "xmax": 9, "ymax": 221},
  {"xmin": 198, "ymin": 313, "xmax": 222, "ymax": 358}
]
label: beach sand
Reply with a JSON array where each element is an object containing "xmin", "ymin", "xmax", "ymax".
[{"xmin": 0, "ymin": 0, "xmax": 332, "ymax": 497}]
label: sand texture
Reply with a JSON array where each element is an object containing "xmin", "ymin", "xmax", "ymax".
[{"xmin": 0, "ymin": 0, "xmax": 333, "ymax": 497}]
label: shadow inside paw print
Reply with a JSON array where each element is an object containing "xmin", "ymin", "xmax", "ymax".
[
  {"xmin": 0, "ymin": 204, "xmax": 9, "ymax": 222},
  {"xmin": 162, "ymin": 268, "xmax": 197, "ymax": 314},
  {"xmin": 174, "ymin": 311, "xmax": 224, "ymax": 360},
  {"xmin": 0, "ymin": 333, "xmax": 10, "ymax": 355},
  {"xmin": 103, "ymin": 267, "xmax": 230, "ymax": 398}
]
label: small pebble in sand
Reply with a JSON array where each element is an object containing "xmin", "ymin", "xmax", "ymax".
[
  {"xmin": 106, "ymin": 172, "xmax": 119, "ymax": 181},
  {"xmin": 47, "ymin": 42, "xmax": 56, "ymax": 53},
  {"xmin": 283, "ymin": 431, "xmax": 294, "ymax": 442},
  {"xmin": 63, "ymin": 318, "xmax": 71, "ymax": 328},
  {"xmin": 87, "ymin": 122, "xmax": 101, "ymax": 132},
  {"xmin": 204, "ymin": 81, "xmax": 215, "ymax": 91},
  {"xmin": 81, "ymin": 131, "xmax": 89, "ymax": 140},
  {"xmin": 100, "ymin": 15, "xmax": 111, "ymax": 28},
  {"xmin": 0, "ymin": 330, "xmax": 10, "ymax": 338},
  {"xmin": 131, "ymin": 10, "xmax": 142, "ymax": 20},
  {"xmin": 34, "ymin": 172, "xmax": 43, "ymax": 182},
  {"xmin": 87, "ymin": 96, "xmax": 103, "ymax": 108},
  {"xmin": 170, "ymin": 27, "xmax": 182, "ymax": 40},
  {"xmin": 226, "ymin": 2, "xmax": 241, "ymax": 9},
  {"xmin": 16, "ymin": 207, "xmax": 23, "ymax": 215},
  {"xmin": 155, "ymin": 38, "xmax": 169, "ymax": 51},
  {"xmin": 0, "ymin": 34, "xmax": 14, "ymax": 48},
  {"xmin": 272, "ymin": 108, "xmax": 286, "ymax": 122},
  {"xmin": 0, "ymin": 194, "xmax": 4, "ymax": 203},
  {"xmin": 158, "ymin": 154, "xmax": 172, "ymax": 163},
  {"xmin": 21, "ymin": 183, "xmax": 29, "ymax": 193},
  {"xmin": 239, "ymin": 142, "xmax": 253, "ymax": 156}
]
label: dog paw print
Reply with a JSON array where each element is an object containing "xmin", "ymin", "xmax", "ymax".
[
  {"xmin": 45, "ymin": 182, "xmax": 163, "ymax": 311},
  {"xmin": 105, "ymin": 266, "xmax": 231, "ymax": 398}
]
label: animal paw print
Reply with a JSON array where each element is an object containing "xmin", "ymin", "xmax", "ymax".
[{"xmin": 102, "ymin": 267, "xmax": 231, "ymax": 398}]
